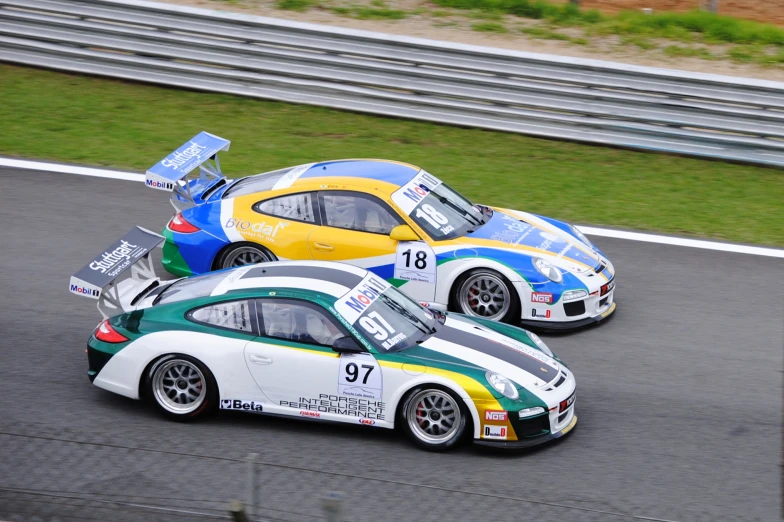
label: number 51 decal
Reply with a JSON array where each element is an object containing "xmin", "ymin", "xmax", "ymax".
[{"xmin": 338, "ymin": 353, "xmax": 382, "ymax": 399}]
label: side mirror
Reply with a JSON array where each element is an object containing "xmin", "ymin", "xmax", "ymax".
[
  {"xmin": 332, "ymin": 336, "xmax": 364, "ymax": 354},
  {"xmin": 389, "ymin": 224, "xmax": 420, "ymax": 242}
]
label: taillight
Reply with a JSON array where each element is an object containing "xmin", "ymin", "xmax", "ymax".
[
  {"xmin": 94, "ymin": 320, "xmax": 129, "ymax": 343},
  {"xmin": 168, "ymin": 213, "xmax": 200, "ymax": 233}
]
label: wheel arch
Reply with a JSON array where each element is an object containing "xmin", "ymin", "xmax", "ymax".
[
  {"xmin": 137, "ymin": 352, "xmax": 221, "ymax": 402},
  {"xmin": 211, "ymin": 241, "xmax": 277, "ymax": 270},
  {"xmin": 436, "ymin": 257, "xmax": 526, "ymax": 307},
  {"xmin": 390, "ymin": 376, "xmax": 480, "ymax": 438}
]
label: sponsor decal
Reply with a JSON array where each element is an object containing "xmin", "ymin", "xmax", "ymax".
[
  {"xmin": 359, "ymin": 418, "xmax": 375, "ymax": 425},
  {"xmin": 221, "ymin": 399, "xmax": 263, "ymax": 412},
  {"xmin": 531, "ymin": 309, "xmax": 551, "ymax": 319},
  {"xmin": 391, "ymin": 170, "xmax": 442, "ymax": 214},
  {"xmin": 601, "ymin": 279, "xmax": 615, "ymax": 296},
  {"xmin": 299, "ymin": 410, "xmax": 320, "ymax": 418},
  {"xmin": 89, "ymin": 240, "xmax": 145, "ymax": 276},
  {"xmin": 161, "ymin": 140, "xmax": 207, "ymax": 170},
  {"xmin": 531, "ymin": 292, "xmax": 553, "ymax": 304},
  {"xmin": 335, "ymin": 274, "xmax": 391, "ymax": 324},
  {"xmin": 145, "ymin": 179, "xmax": 174, "ymax": 190},
  {"xmin": 559, "ymin": 392, "xmax": 576, "ymax": 413},
  {"xmin": 484, "ymin": 410, "xmax": 508, "ymax": 422},
  {"xmin": 225, "ymin": 218, "xmax": 287, "ymax": 241},
  {"xmin": 280, "ymin": 394, "xmax": 386, "ymax": 420},
  {"xmin": 483, "ymin": 425, "xmax": 507, "ymax": 440},
  {"xmin": 70, "ymin": 284, "xmax": 99, "ymax": 297}
]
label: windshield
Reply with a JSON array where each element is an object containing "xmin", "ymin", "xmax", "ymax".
[
  {"xmin": 391, "ymin": 170, "xmax": 486, "ymax": 240},
  {"xmin": 335, "ymin": 274, "xmax": 437, "ymax": 352},
  {"xmin": 154, "ymin": 271, "xmax": 229, "ymax": 305}
]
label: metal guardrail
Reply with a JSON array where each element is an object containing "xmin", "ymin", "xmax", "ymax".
[{"xmin": 2, "ymin": 0, "xmax": 784, "ymax": 167}]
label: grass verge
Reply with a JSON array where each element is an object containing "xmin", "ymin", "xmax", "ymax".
[{"xmin": 1, "ymin": 64, "xmax": 782, "ymax": 246}]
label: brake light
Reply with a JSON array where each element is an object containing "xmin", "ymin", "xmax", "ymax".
[
  {"xmin": 168, "ymin": 213, "xmax": 200, "ymax": 233},
  {"xmin": 94, "ymin": 320, "xmax": 129, "ymax": 343}
]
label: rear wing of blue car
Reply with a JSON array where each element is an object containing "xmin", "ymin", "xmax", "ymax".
[
  {"xmin": 146, "ymin": 131, "xmax": 231, "ymax": 211},
  {"xmin": 69, "ymin": 227, "xmax": 165, "ymax": 318}
]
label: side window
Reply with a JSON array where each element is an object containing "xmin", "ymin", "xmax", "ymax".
[
  {"xmin": 320, "ymin": 191, "xmax": 402, "ymax": 235},
  {"xmin": 258, "ymin": 299, "xmax": 350, "ymax": 348},
  {"xmin": 189, "ymin": 300, "xmax": 256, "ymax": 333},
  {"xmin": 255, "ymin": 192, "xmax": 318, "ymax": 224}
]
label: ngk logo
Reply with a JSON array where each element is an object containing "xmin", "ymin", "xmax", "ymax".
[
  {"xmin": 531, "ymin": 292, "xmax": 553, "ymax": 304},
  {"xmin": 484, "ymin": 410, "xmax": 508, "ymax": 422}
]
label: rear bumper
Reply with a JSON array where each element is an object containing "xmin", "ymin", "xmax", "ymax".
[{"xmin": 474, "ymin": 415, "xmax": 577, "ymax": 449}]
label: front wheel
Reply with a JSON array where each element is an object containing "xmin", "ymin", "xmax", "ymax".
[
  {"xmin": 450, "ymin": 269, "xmax": 520, "ymax": 323},
  {"xmin": 399, "ymin": 387, "xmax": 469, "ymax": 452},
  {"xmin": 216, "ymin": 243, "xmax": 276, "ymax": 269},
  {"xmin": 146, "ymin": 355, "xmax": 217, "ymax": 422}
]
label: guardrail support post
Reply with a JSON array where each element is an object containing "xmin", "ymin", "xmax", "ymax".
[
  {"xmin": 246, "ymin": 453, "xmax": 259, "ymax": 520},
  {"xmin": 321, "ymin": 491, "xmax": 345, "ymax": 522},
  {"xmin": 229, "ymin": 500, "xmax": 251, "ymax": 522}
]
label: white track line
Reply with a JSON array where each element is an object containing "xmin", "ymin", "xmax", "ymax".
[{"xmin": 2, "ymin": 157, "xmax": 782, "ymax": 258}]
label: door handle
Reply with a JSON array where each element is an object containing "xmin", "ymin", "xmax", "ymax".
[
  {"xmin": 249, "ymin": 353, "xmax": 273, "ymax": 365},
  {"xmin": 313, "ymin": 242, "xmax": 334, "ymax": 252}
]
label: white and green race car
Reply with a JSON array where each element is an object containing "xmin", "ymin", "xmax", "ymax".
[{"xmin": 70, "ymin": 227, "xmax": 577, "ymax": 451}]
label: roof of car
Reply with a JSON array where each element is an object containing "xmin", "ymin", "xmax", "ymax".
[
  {"xmin": 293, "ymin": 159, "xmax": 420, "ymax": 188},
  {"xmin": 214, "ymin": 260, "xmax": 367, "ymax": 299}
]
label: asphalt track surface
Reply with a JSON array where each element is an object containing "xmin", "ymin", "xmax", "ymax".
[{"xmin": 0, "ymin": 167, "xmax": 781, "ymax": 522}]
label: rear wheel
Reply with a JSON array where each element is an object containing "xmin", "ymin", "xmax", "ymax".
[
  {"xmin": 146, "ymin": 355, "xmax": 217, "ymax": 421},
  {"xmin": 216, "ymin": 243, "xmax": 276, "ymax": 269},
  {"xmin": 399, "ymin": 386, "xmax": 469, "ymax": 452},
  {"xmin": 450, "ymin": 269, "xmax": 519, "ymax": 323}
]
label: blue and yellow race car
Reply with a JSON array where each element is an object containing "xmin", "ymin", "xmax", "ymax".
[{"xmin": 146, "ymin": 132, "xmax": 616, "ymax": 330}]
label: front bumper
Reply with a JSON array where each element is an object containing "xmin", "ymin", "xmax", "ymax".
[
  {"xmin": 521, "ymin": 301, "xmax": 616, "ymax": 332},
  {"xmin": 474, "ymin": 414, "xmax": 577, "ymax": 449}
]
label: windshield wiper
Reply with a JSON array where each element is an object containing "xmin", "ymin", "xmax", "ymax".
[
  {"xmin": 435, "ymin": 194, "xmax": 482, "ymax": 227},
  {"xmin": 381, "ymin": 295, "xmax": 435, "ymax": 336}
]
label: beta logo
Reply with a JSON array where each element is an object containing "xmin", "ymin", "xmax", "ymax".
[
  {"xmin": 531, "ymin": 309, "xmax": 551, "ymax": 319},
  {"xmin": 146, "ymin": 179, "xmax": 174, "ymax": 190},
  {"xmin": 70, "ymin": 284, "xmax": 99, "ymax": 297},
  {"xmin": 484, "ymin": 410, "xmax": 508, "ymax": 422},
  {"xmin": 220, "ymin": 399, "xmax": 263, "ymax": 412},
  {"xmin": 359, "ymin": 418, "xmax": 375, "ymax": 426},
  {"xmin": 300, "ymin": 410, "xmax": 320, "ymax": 418},
  {"xmin": 531, "ymin": 292, "xmax": 553, "ymax": 304},
  {"xmin": 483, "ymin": 425, "xmax": 508, "ymax": 440}
]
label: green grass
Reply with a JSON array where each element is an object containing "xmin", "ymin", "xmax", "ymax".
[
  {"xmin": 275, "ymin": 0, "xmax": 316, "ymax": 10},
  {"xmin": 663, "ymin": 45, "xmax": 715, "ymax": 60},
  {"xmin": 520, "ymin": 26, "xmax": 571, "ymax": 41},
  {"xmin": 472, "ymin": 22, "xmax": 507, "ymax": 32},
  {"xmin": 2, "ymin": 64, "xmax": 783, "ymax": 246},
  {"xmin": 428, "ymin": 0, "xmax": 784, "ymax": 64},
  {"xmin": 329, "ymin": 5, "xmax": 406, "ymax": 19}
]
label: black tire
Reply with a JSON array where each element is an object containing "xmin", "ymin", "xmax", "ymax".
[
  {"xmin": 214, "ymin": 242, "xmax": 277, "ymax": 270},
  {"xmin": 449, "ymin": 268, "xmax": 520, "ymax": 324},
  {"xmin": 145, "ymin": 354, "xmax": 218, "ymax": 422},
  {"xmin": 398, "ymin": 385, "xmax": 470, "ymax": 452}
]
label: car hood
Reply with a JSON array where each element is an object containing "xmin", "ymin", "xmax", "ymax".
[
  {"xmin": 416, "ymin": 315, "xmax": 561, "ymax": 393},
  {"xmin": 454, "ymin": 207, "xmax": 603, "ymax": 271}
]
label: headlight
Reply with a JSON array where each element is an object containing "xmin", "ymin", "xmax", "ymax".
[
  {"xmin": 486, "ymin": 371, "xmax": 519, "ymax": 400},
  {"xmin": 532, "ymin": 257, "xmax": 563, "ymax": 283},
  {"xmin": 518, "ymin": 407, "xmax": 545, "ymax": 419},
  {"xmin": 570, "ymin": 225, "xmax": 594, "ymax": 249},
  {"xmin": 562, "ymin": 289, "xmax": 588, "ymax": 302},
  {"xmin": 527, "ymin": 332, "xmax": 553, "ymax": 357}
]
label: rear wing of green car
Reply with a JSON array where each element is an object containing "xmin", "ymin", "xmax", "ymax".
[{"xmin": 69, "ymin": 227, "xmax": 165, "ymax": 318}]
